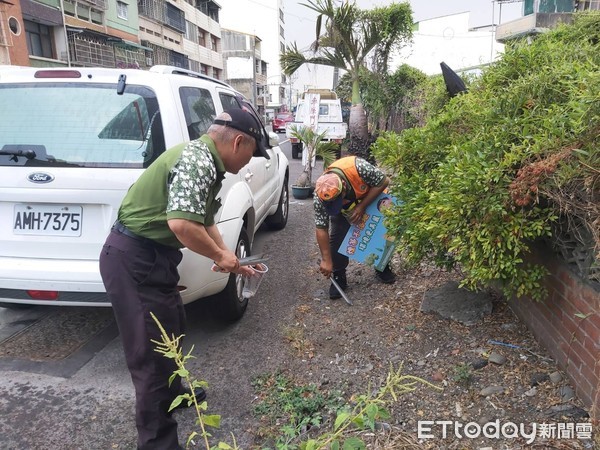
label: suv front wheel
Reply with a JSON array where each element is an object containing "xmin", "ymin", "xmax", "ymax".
[
  {"xmin": 266, "ymin": 178, "xmax": 289, "ymax": 230},
  {"xmin": 211, "ymin": 227, "xmax": 250, "ymax": 322}
]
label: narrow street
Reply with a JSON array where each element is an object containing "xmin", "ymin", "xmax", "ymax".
[{"xmin": 0, "ymin": 133, "xmax": 323, "ymax": 449}]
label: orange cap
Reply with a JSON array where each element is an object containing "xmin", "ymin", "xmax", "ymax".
[{"xmin": 315, "ymin": 173, "xmax": 343, "ymax": 201}]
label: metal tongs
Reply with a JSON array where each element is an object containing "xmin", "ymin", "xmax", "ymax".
[
  {"xmin": 330, "ymin": 275, "xmax": 353, "ymax": 306},
  {"xmin": 212, "ymin": 253, "xmax": 270, "ymax": 272},
  {"xmin": 238, "ymin": 253, "xmax": 270, "ymax": 266}
]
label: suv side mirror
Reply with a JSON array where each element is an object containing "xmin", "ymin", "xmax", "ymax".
[{"xmin": 268, "ymin": 132, "xmax": 279, "ymax": 147}]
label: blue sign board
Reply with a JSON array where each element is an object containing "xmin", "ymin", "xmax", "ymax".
[{"xmin": 338, "ymin": 192, "xmax": 397, "ymax": 271}]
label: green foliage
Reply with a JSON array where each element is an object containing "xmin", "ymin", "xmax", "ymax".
[
  {"xmin": 364, "ymin": 3, "xmax": 414, "ymax": 74},
  {"xmin": 281, "ymin": 1, "xmax": 414, "ymax": 155},
  {"xmin": 288, "ymin": 124, "xmax": 339, "ymax": 186},
  {"xmin": 253, "ymin": 366, "xmax": 441, "ymax": 450},
  {"xmin": 152, "ymin": 315, "xmax": 441, "ymax": 450},
  {"xmin": 337, "ymin": 65, "xmax": 429, "ymax": 133},
  {"xmin": 451, "ymin": 363, "xmax": 473, "ymax": 385},
  {"xmin": 251, "ymin": 371, "xmax": 345, "ymax": 449},
  {"xmin": 150, "ymin": 313, "xmax": 239, "ymax": 450},
  {"xmin": 371, "ymin": 12, "xmax": 600, "ymax": 300},
  {"xmin": 400, "ymin": 74, "xmax": 452, "ymax": 128}
]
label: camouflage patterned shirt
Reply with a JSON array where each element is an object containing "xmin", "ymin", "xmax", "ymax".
[{"xmin": 118, "ymin": 135, "xmax": 225, "ymax": 248}]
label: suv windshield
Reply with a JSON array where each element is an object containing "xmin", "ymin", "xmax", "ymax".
[{"xmin": 0, "ymin": 83, "xmax": 164, "ymax": 168}]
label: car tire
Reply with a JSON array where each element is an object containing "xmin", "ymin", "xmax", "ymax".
[
  {"xmin": 211, "ymin": 227, "xmax": 250, "ymax": 322},
  {"xmin": 291, "ymin": 143, "xmax": 302, "ymax": 159},
  {"xmin": 266, "ymin": 178, "xmax": 289, "ymax": 230}
]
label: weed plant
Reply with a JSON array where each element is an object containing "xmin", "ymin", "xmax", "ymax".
[{"xmin": 152, "ymin": 313, "xmax": 441, "ymax": 449}]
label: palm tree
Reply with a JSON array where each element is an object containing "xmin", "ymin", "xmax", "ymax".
[
  {"xmin": 280, "ymin": 0, "xmax": 412, "ymax": 159},
  {"xmin": 289, "ymin": 124, "xmax": 338, "ymax": 188}
]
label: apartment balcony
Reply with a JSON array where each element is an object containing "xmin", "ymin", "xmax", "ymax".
[
  {"xmin": 139, "ymin": 0, "xmax": 185, "ymax": 33},
  {"xmin": 496, "ymin": 12, "xmax": 573, "ymax": 42},
  {"xmin": 492, "ymin": 0, "xmax": 600, "ymax": 43}
]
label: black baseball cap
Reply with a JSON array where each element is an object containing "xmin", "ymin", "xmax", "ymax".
[{"xmin": 213, "ymin": 108, "xmax": 270, "ymax": 159}]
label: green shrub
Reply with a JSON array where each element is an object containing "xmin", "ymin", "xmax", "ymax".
[{"xmin": 372, "ymin": 12, "xmax": 600, "ymax": 300}]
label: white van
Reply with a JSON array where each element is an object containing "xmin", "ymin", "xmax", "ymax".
[
  {"xmin": 286, "ymin": 89, "xmax": 348, "ymax": 159},
  {"xmin": 0, "ymin": 65, "xmax": 289, "ymax": 321}
]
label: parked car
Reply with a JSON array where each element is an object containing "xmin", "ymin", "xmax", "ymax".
[
  {"xmin": 271, "ymin": 112, "xmax": 294, "ymax": 133},
  {"xmin": 0, "ymin": 65, "xmax": 289, "ymax": 321}
]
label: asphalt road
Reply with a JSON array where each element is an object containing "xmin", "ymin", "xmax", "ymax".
[{"xmin": 0, "ymin": 131, "xmax": 323, "ymax": 449}]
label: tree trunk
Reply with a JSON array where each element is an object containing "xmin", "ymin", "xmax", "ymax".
[
  {"xmin": 348, "ymin": 103, "xmax": 371, "ymax": 161},
  {"xmin": 348, "ymin": 76, "xmax": 371, "ymax": 160}
]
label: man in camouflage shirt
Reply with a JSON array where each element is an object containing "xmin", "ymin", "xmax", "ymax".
[
  {"xmin": 314, "ymin": 156, "xmax": 396, "ymax": 299},
  {"xmin": 99, "ymin": 109, "xmax": 268, "ymax": 450}
]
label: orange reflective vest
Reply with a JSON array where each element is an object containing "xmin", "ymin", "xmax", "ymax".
[{"xmin": 325, "ymin": 156, "xmax": 369, "ymax": 201}]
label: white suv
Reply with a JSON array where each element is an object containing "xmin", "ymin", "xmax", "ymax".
[{"xmin": 0, "ymin": 65, "xmax": 289, "ymax": 321}]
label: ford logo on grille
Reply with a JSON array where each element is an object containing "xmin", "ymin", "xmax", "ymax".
[{"xmin": 27, "ymin": 172, "xmax": 54, "ymax": 183}]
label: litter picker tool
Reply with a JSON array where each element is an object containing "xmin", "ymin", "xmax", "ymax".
[
  {"xmin": 212, "ymin": 254, "xmax": 270, "ymax": 272},
  {"xmin": 330, "ymin": 275, "xmax": 353, "ymax": 306},
  {"xmin": 238, "ymin": 253, "xmax": 270, "ymax": 266}
]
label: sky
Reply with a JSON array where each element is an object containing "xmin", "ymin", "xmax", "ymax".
[{"xmin": 283, "ymin": 0, "xmax": 524, "ymax": 91}]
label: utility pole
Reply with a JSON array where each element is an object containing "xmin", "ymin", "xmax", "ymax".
[{"xmin": 59, "ymin": 0, "xmax": 71, "ymax": 67}]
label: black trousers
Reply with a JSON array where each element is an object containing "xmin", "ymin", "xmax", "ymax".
[
  {"xmin": 100, "ymin": 229, "xmax": 185, "ymax": 450},
  {"xmin": 330, "ymin": 213, "xmax": 351, "ymax": 273}
]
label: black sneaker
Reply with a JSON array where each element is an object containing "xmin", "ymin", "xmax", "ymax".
[
  {"xmin": 375, "ymin": 264, "xmax": 396, "ymax": 284},
  {"xmin": 329, "ymin": 271, "xmax": 347, "ymax": 299}
]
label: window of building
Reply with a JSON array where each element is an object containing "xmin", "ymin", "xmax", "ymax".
[
  {"xmin": 210, "ymin": 35, "xmax": 217, "ymax": 51},
  {"xmin": 8, "ymin": 17, "xmax": 21, "ymax": 35},
  {"xmin": 165, "ymin": 3, "xmax": 185, "ymax": 33},
  {"xmin": 63, "ymin": 0, "xmax": 103, "ymax": 24},
  {"xmin": 279, "ymin": 8, "xmax": 284, "ymax": 22},
  {"xmin": 25, "ymin": 20, "xmax": 53, "ymax": 59},
  {"xmin": 188, "ymin": 59, "xmax": 199, "ymax": 72},
  {"xmin": 578, "ymin": 0, "xmax": 600, "ymax": 10},
  {"xmin": 116, "ymin": 1, "xmax": 128, "ymax": 20},
  {"xmin": 280, "ymin": 25, "xmax": 284, "ymax": 38},
  {"xmin": 200, "ymin": 64, "xmax": 208, "ymax": 75},
  {"xmin": 78, "ymin": 3, "xmax": 90, "ymax": 20},
  {"xmin": 198, "ymin": 30, "xmax": 206, "ymax": 47},
  {"xmin": 185, "ymin": 21, "xmax": 198, "ymax": 43},
  {"xmin": 63, "ymin": 0, "xmax": 76, "ymax": 16},
  {"xmin": 91, "ymin": 9, "xmax": 103, "ymax": 24}
]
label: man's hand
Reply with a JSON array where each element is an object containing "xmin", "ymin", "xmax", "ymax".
[
  {"xmin": 213, "ymin": 249, "xmax": 240, "ymax": 273},
  {"xmin": 319, "ymin": 258, "xmax": 334, "ymax": 278},
  {"xmin": 316, "ymin": 228, "xmax": 334, "ymax": 278},
  {"xmin": 348, "ymin": 203, "xmax": 366, "ymax": 224}
]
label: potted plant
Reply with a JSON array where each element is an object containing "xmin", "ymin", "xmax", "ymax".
[{"xmin": 288, "ymin": 125, "xmax": 338, "ymax": 199}]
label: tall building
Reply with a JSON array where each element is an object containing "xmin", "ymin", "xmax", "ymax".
[
  {"xmin": 1, "ymin": 0, "xmax": 147, "ymax": 68},
  {"xmin": 1, "ymin": 0, "xmax": 30, "ymax": 65},
  {"xmin": 221, "ymin": 29, "xmax": 268, "ymax": 116},
  {"xmin": 496, "ymin": 0, "xmax": 599, "ymax": 42},
  {"xmin": 138, "ymin": 0, "xmax": 223, "ymax": 77},
  {"xmin": 216, "ymin": 0, "xmax": 290, "ymax": 115},
  {"xmin": 0, "ymin": 0, "xmax": 224, "ymax": 77}
]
